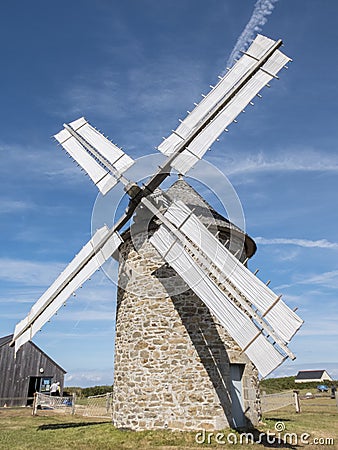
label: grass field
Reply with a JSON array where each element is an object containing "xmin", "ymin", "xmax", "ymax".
[{"xmin": 0, "ymin": 396, "xmax": 337, "ymax": 449}]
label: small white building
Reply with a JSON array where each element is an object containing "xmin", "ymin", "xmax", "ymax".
[{"xmin": 295, "ymin": 370, "xmax": 333, "ymax": 383}]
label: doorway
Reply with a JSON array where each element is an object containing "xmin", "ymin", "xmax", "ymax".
[
  {"xmin": 27, "ymin": 376, "xmax": 52, "ymax": 405},
  {"xmin": 229, "ymin": 364, "xmax": 246, "ymax": 428},
  {"xmin": 27, "ymin": 377, "xmax": 41, "ymax": 405}
]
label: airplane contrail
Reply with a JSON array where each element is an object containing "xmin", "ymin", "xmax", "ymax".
[{"xmin": 227, "ymin": 0, "xmax": 279, "ymax": 68}]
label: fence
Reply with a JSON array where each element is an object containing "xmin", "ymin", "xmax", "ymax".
[
  {"xmin": 1, "ymin": 392, "xmax": 113, "ymax": 419},
  {"xmin": 261, "ymin": 390, "xmax": 296, "ymax": 413},
  {"xmin": 75, "ymin": 393, "xmax": 113, "ymax": 418},
  {"xmin": 33, "ymin": 392, "xmax": 75, "ymax": 415}
]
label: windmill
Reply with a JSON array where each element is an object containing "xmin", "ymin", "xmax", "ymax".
[{"xmin": 11, "ymin": 34, "xmax": 303, "ymax": 430}]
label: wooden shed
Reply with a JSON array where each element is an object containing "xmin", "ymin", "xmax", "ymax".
[{"xmin": 0, "ymin": 334, "xmax": 66, "ymax": 407}]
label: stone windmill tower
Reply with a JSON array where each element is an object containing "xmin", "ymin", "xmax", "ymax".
[
  {"xmin": 113, "ymin": 178, "xmax": 259, "ymax": 430},
  {"xmin": 11, "ymin": 34, "xmax": 303, "ymax": 431}
]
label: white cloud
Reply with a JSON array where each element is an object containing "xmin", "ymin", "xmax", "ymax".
[
  {"xmin": 276, "ymin": 249, "xmax": 300, "ymax": 262},
  {"xmin": 226, "ymin": 0, "xmax": 279, "ymax": 67},
  {"xmin": 209, "ymin": 149, "xmax": 338, "ymax": 178},
  {"xmin": 53, "ymin": 287, "xmax": 116, "ymax": 323},
  {"xmin": 54, "ymin": 56, "xmax": 203, "ymax": 121},
  {"xmin": 54, "ymin": 309, "xmax": 114, "ymax": 322},
  {"xmin": 0, "ymin": 199, "xmax": 36, "ymax": 214},
  {"xmin": 65, "ymin": 368, "xmax": 113, "ymax": 387},
  {"xmin": 0, "ymin": 258, "xmax": 64, "ymax": 286},
  {"xmin": 0, "ymin": 288, "xmax": 46, "ymax": 304},
  {"xmin": 69, "ymin": 281, "xmax": 116, "ymax": 303},
  {"xmin": 299, "ymin": 270, "xmax": 338, "ymax": 289},
  {"xmin": 58, "ymin": 71, "xmax": 124, "ymax": 119},
  {"xmin": 254, "ymin": 237, "xmax": 338, "ymax": 250},
  {"xmin": 35, "ymin": 328, "xmax": 114, "ymax": 340},
  {"xmin": 0, "ymin": 143, "xmax": 87, "ymax": 186},
  {"xmin": 1, "ymin": 307, "xmax": 113, "ymax": 322},
  {"xmin": 299, "ymin": 318, "xmax": 338, "ymax": 337},
  {"xmin": 276, "ymin": 269, "xmax": 338, "ymax": 291}
]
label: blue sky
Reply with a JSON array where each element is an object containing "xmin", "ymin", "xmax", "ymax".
[{"xmin": 1, "ymin": 1, "xmax": 337, "ymax": 386}]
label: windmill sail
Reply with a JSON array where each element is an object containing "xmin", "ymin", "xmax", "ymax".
[
  {"xmin": 162, "ymin": 201, "xmax": 303, "ymax": 343},
  {"xmin": 54, "ymin": 117, "xmax": 134, "ymax": 195},
  {"xmin": 149, "ymin": 223, "xmax": 285, "ymax": 378},
  {"xmin": 172, "ymin": 50, "xmax": 289, "ymax": 174},
  {"xmin": 11, "ymin": 227, "xmax": 122, "ymax": 353},
  {"xmin": 148, "ymin": 199, "xmax": 303, "ymax": 377},
  {"xmin": 157, "ymin": 34, "xmax": 290, "ymax": 174},
  {"xmin": 158, "ymin": 35, "xmax": 277, "ymax": 157}
]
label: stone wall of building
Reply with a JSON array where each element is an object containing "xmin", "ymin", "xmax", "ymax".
[{"xmin": 112, "ymin": 232, "xmax": 260, "ymax": 430}]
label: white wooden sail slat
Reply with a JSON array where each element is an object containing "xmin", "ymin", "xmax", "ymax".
[
  {"xmin": 68, "ymin": 117, "xmax": 87, "ymax": 130},
  {"xmin": 163, "ymin": 201, "xmax": 303, "ymax": 343},
  {"xmin": 13, "ymin": 329, "xmax": 33, "ymax": 355},
  {"xmin": 70, "ymin": 118, "xmax": 134, "ymax": 173},
  {"xmin": 157, "ymin": 34, "xmax": 278, "ymax": 157},
  {"xmin": 54, "ymin": 132, "xmax": 118, "ymax": 195},
  {"xmin": 150, "ymin": 225, "xmax": 285, "ymax": 378},
  {"xmin": 244, "ymin": 332, "xmax": 286, "ymax": 377},
  {"xmin": 54, "ymin": 117, "xmax": 134, "ymax": 194},
  {"xmin": 171, "ymin": 70, "xmax": 272, "ymax": 174},
  {"xmin": 264, "ymin": 301, "xmax": 302, "ymax": 343},
  {"xmin": 12, "ymin": 228, "xmax": 123, "ymax": 353},
  {"xmin": 245, "ymin": 34, "xmax": 276, "ymax": 59},
  {"xmin": 262, "ymin": 49, "xmax": 290, "ymax": 76}
]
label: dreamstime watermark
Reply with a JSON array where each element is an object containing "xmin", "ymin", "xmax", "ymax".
[{"xmin": 195, "ymin": 422, "xmax": 335, "ymax": 446}]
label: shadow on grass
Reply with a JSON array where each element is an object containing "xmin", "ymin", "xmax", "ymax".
[
  {"xmin": 240, "ymin": 429, "xmax": 297, "ymax": 449},
  {"xmin": 38, "ymin": 421, "xmax": 108, "ymax": 430},
  {"xmin": 256, "ymin": 437, "xmax": 297, "ymax": 449},
  {"xmin": 265, "ymin": 418, "xmax": 293, "ymax": 422}
]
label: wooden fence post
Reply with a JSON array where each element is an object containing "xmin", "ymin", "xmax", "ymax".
[
  {"xmin": 293, "ymin": 390, "xmax": 300, "ymax": 413},
  {"xmin": 71, "ymin": 393, "xmax": 76, "ymax": 415},
  {"xmin": 32, "ymin": 392, "xmax": 38, "ymax": 416}
]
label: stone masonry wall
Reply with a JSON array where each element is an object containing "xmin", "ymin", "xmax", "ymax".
[{"xmin": 112, "ymin": 225, "xmax": 261, "ymax": 431}]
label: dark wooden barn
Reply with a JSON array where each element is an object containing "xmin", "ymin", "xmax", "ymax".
[{"xmin": 0, "ymin": 334, "xmax": 66, "ymax": 407}]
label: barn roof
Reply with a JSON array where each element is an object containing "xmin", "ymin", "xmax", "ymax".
[
  {"xmin": 0, "ymin": 334, "xmax": 12, "ymax": 347},
  {"xmin": 0, "ymin": 334, "xmax": 66, "ymax": 373},
  {"xmin": 295, "ymin": 370, "xmax": 329, "ymax": 380}
]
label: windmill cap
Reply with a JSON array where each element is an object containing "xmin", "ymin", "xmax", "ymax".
[{"xmin": 127, "ymin": 178, "xmax": 256, "ymax": 259}]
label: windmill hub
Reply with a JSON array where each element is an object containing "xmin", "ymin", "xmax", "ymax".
[{"xmin": 124, "ymin": 181, "xmax": 142, "ymax": 199}]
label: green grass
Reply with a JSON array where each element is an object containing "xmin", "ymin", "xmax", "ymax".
[
  {"xmin": 1, "ymin": 397, "xmax": 337, "ymax": 449},
  {"xmin": 263, "ymin": 396, "xmax": 337, "ymax": 448}
]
